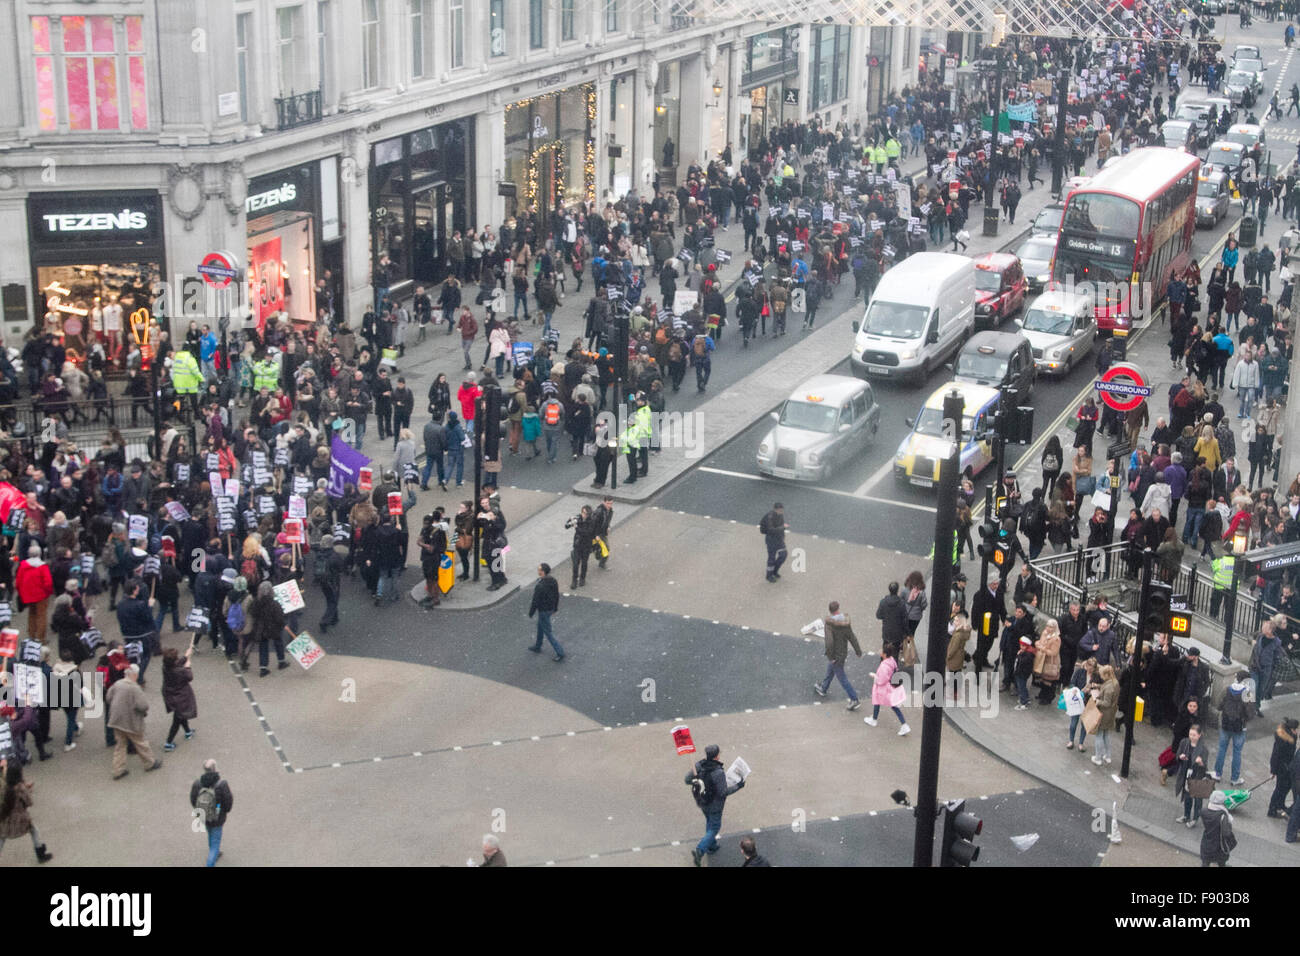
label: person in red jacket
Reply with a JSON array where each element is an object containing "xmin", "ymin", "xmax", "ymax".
[{"xmin": 15, "ymin": 545, "xmax": 54, "ymax": 643}]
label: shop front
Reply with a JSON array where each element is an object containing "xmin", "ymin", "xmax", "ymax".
[
  {"xmin": 369, "ymin": 118, "xmax": 473, "ymax": 295},
  {"xmin": 741, "ymin": 27, "xmax": 800, "ymax": 158},
  {"xmin": 244, "ymin": 163, "xmax": 326, "ymax": 330},
  {"xmin": 27, "ymin": 191, "xmax": 165, "ymax": 365},
  {"xmin": 503, "ymin": 83, "xmax": 597, "ymax": 231}
]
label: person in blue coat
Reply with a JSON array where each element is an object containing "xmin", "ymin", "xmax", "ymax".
[{"xmin": 1222, "ymin": 238, "xmax": 1240, "ymax": 283}]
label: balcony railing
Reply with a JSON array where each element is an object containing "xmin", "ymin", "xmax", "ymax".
[{"xmin": 274, "ymin": 89, "xmax": 323, "ymax": 131}]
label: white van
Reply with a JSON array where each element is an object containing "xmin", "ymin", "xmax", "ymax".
[{"xmin": 850, "ymin": 252, "xmax": 976, "ymax": 384}]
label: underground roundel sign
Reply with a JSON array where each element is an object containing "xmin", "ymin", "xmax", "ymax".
[
  {"xmin": 198, "ymin": 250, "xmax": 240, "ymax": 288},
  {"xmin": 1095, "ymin": 362, "xmax": 1151, "ymax": 413}
]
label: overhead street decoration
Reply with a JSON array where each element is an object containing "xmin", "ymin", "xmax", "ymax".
[{"xmin": 629, "ymin": 0, "xmax": 1183, "ymax": 39}]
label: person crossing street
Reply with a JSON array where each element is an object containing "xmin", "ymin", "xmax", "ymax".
[
  {"xmin": 810, "ymin": 601, "xmax": 863, "ymax": 710},
  {"xmin": 526, "ymin": 563, "xmax": 564, "ymax": 661},
  {"xmin": 760, "ymin": 503, "xmax": 788, "ymax": 583}
]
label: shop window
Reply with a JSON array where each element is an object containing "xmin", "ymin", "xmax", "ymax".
[{"xmin": 31, "ymin": 14, "xmax": 148, "ymax": 132}]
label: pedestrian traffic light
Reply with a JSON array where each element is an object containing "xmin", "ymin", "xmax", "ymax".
[
  {"xmin": 1143, "ymin": 580, "xmax": 1173, "ymax": 637},
  {"xmin": 481, "ymin": 385, "xmax": 501, "ymax": 460},
  {"xmin": 612, "ymin": 313, "xmax": 630, "ymax": 383},
  {"xmin": 977, "ymin": 517, "xmax": 999, "ymax": 561},
  {"xmin": 941, "ymin": 799, "xmax": 982, "ymax": 867}
]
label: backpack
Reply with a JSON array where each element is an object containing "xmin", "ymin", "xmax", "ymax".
[
  {"xmin": 195, "ymin": 783, "xmax": 221, "ymax": 826},
  {"xmin": 686, "ymin": 765, "xmax": 717, "ymax": 807},
  {"xmin": 226, "ymin": 597, "xmax": 247, "ymax": 634},
  {"xmin": 100, "ymin": 539, "xmax": 121, "ymax": 570},
  {"xmin": 693, "ymin": 337, "xmax": 707, "ymax": 357},
  {"xmin": 1042, "ymin": 452, "xmax": 1060, "ymax": 472},
  {"xmin": 241, "ymin": 557, "xmax": 261, "ymax": 587},
  {"xmin": 508, "ymin": 393, "xmax": 523, "ymax": 415},
  {"xmin": 669, "ymin": 342, "xmax": 683, "ymax": 362},
  {"xmin": 543, "ymin": 401, "xmax": 561, "ymax": 427}
]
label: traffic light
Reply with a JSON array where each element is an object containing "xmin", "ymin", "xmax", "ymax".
[
  {"xmin": 1143, "ymin": 580, "xmax": 1174, "ymax": 637},
  {"xmin": 976, "ymin": 517, "xmax": 999, "ymax": 562},
  {"xmin": 612, "ymin": 314, "xmax": 630, "ymax": 383},
  {"xmin": 941, "ymin": 799, "xmax": 982, "ymax": 867},
  {"xmin": 481, "ymin": 385, "xmax": 502, "ymax": 460}
]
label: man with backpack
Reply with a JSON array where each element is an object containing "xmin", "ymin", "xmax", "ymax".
[
  {"xmin": 539, "ymin": 391, "xmax": 565, "ymax": 464},
  {"xmin": 315, "ymin": 535, "xmax": 347, "ymax": 633},
  {"xmin": 189, "ymin": 758, "xmax": 234, "ymax": 866},
  {"xmin": 685, "ymin": 743, "xmax": 745, "ymax": 866}
]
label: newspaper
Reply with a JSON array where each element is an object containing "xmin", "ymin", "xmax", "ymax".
[{"xmin": 725, "ymin": 757, "xmax": 752, "ymax": 789}]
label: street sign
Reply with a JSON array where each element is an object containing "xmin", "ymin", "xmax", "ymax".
[
  {"xmin": 783, "ymin": 88, "xmax": 800, "ymax": 106},
  {"xmin": 198, "ymin": 250, "xmax": 240, "ymax": 288},
  {"xmin": 1095, "ymin": 362, "xmax": 1151, "ymax": 413}
]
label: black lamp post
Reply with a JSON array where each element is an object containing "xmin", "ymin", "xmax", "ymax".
[{"xmin": 983, "ymin": 44, "xmax": 1007, "ymax": 238}]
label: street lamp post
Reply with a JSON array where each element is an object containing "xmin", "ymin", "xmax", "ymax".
[
  {"xmin": 1050, "ymin": 64, "xmax": 1070, "ymax": 196},
  {"xmin": 1221, "ymin": 531, "xmax": 1249, "ymax": 665},
  {"xmin": 983, "ymin": 45, "xmax": 1005, "ymax": 238}
]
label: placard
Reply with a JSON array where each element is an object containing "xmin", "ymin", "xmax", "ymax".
[
  {"xmin": 80, "ymin": 553, "xmax": 94, "ymax": 575},
  {"xmin": 714, "ymin": 249, "xmax": 732, "ymax": 264},
  {"xmin": 225, "ymin": 478, "xmax": 241, "ymax": 502},
  {"xmin": 0, "ymin": 721, "xmax": 12, "ymax": 760},
  {"xmin": 243, "ymin": 509, "xmax": 259, "ymax": 531},
  {"xmin": 273, "ymin": 580, "xmax": 306, "ymax": 614},
  {"xmin": 185, "ymin": 607, "xmax": 210, "ymax": 631},
  {"xmin": 822, "ymin": 202, "xmax": 834, "ymax": 221},
  {"xmin": 288, "ymin": 495, "xmax": 307, "ymax": 519},
  {"xmin": 283, "ymin": 518, "xmax": 305, "ymax": 545},
  {"xmin": 606, "ymin": 285, "xmax": 622, "ymax": 300},
  {"xmin": 164, "ymin": 501, "xmax": 190, "ymax": 522},
  {"xmin": 332, "ymin": 522, "xmax": 349, "ymax": 540},
  {"xmin": 19, "ymin": 639, "xmax": 42, "ymax": 664},
  {"xmin": 358, "ymin": 467, "xmax": 373, "ymax": 492},
  {"xmin": 253, "ymin": 467, "xmax": 272, "ymax": 486},
  {"xmin": 672, "ymin": 291, "xmax": 698, "ymax": 314},
  {"xmin": 274, "ymin": 447, "xmax": 289, "ymax": 466},
  {"xmin": 6, "ymin": 508, "xmax": 25, "ymax": 531},
  {"xmin": 128, "ymin": 514, "xmax": 148, "ymax": 541},
  {"xmin": 175, "ymin": 463, "xmax": 190, "ymax": 483},
  {"xmin": 293, "ymin": 476, "xmax": 311, "ymax": 496},
  {"xmin": 258, "ymin": 495, "xmax": 277, "ymax": 515},
  {"xmin": 206, "ymin": 453, "xmax": 220, "ymax": 472},
  {"xmin": 209, "ymin": 472, "xmax": 223, "ymax": 497},
  {"xmin": 286, "ymin": 630, "xmax": 326, "ymax": 670},
  {"xmin": 143, "ymin": 555, "xmax": 161, "ymax": 576},
  {"xmin": 218, "ymin": 512, "xmax": 236, "ymax": 532},
  {"xmin": 791, "ymin": 240, "xmax": 805, "ymax": 253},
  {"xmin": 388, "ymin": 491, "xmax": 404, "ymax": 516},
  {"xmin": 252, "ymin": 451, "xmax": 267, "ymax": 469},
  {"xmin": 79, "ymin": 628, "xmax": 104, "ymax": 653}
]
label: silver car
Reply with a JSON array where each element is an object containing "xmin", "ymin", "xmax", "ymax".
[
  {"xmin": 1015, "ymin": 291, "xmax": 1096, "ymax": 376},
  {"xmin": 1016, "ymin": 235, "xmax": 1057, "ymax": 293},
  {"xmin": 1196, "ymin": 172, "xmax": 1230, "ymax": 226},
  {"xmin": 757, "ymin": 374, "xmax": 881, "ymax": 481}
]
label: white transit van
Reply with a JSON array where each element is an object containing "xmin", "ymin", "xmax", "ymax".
[{"xmin": 850, "ymin": 252, "xmax": 976, "ymax": 385}]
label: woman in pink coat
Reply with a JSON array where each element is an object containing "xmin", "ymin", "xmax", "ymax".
[{"xmin": 864, "ymin": 643, "xmax": 911, "ymax": 736}]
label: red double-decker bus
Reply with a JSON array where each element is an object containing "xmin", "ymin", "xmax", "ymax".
[{"xmin": 1050, "ymin": 147, "xmax": 1200, "ymax": 336}]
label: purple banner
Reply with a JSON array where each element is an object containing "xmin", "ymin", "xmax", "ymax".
[{"xmin": 328, "ymin": 435, "xmax": 371, "ymax": 499}]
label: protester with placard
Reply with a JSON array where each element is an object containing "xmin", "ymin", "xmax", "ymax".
[
  {"xmin": 15, "ymin": 544, "xmax": 53, "ymax": 643},
  {"xmin": 242, "ymin": 582, "xmax": 291, "ymax": 677}
]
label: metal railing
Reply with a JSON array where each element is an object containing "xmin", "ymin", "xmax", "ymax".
[
  {"xmin": 1029, "ymin": 543, "xmax": 1299, "ymax": 680},
  {"xmin": 274, "ymin": 89, "xmax": 323, "ymax": 131}
]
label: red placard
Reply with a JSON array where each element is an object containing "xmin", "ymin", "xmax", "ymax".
[
  {"xmin": 949, "ymin": 181, "xmax": 960, "ymax": 199},
  {"xmin": 388, "ymin": 491, "xmax": 403, "ymax": 516},
  {"xmin": 672, "ymin": 724, "xmax": 696, "ymax": 756},
  {"xmin": 0, "ymin": 628, "xmax": 18, "ymax": 659},
  {"xmin": 358, "ymin": 467, "xmax": 373, "ymax": 492},
  {"xmin": 283, "ymin": 518, "xmax": 304, "ymax": 545}
]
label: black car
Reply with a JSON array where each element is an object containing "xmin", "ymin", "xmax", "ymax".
[{"xmin": 950, "ymin": 330, "xmax": 1035, "ymax": 401}]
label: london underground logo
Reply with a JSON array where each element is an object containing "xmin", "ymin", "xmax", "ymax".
[
  {"xmin": 1095, "ymin": 362, "xmax": 1151, "ymax": 413},
  {"xmin": 198, "ymin": 250, "xmax": 240, "ymax": 288}
]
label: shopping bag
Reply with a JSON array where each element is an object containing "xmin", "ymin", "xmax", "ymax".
[
  {"xmin": 1081, "ymin": 698, "xmax": 1103, "ymax": 735},
  {"xmin": 595, "ymin": 536, "xmax": 610, "ymax": 559},
  {"xmin": 1056, "ymin": 690, "xmax": 1068, "ymax": 712},
  {"xmin": 1157, "ymin": 746, "xmax": 1178, "ymax": 770}
]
